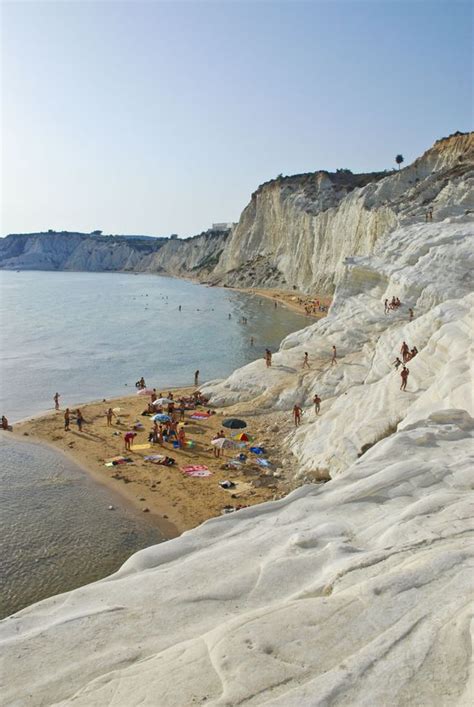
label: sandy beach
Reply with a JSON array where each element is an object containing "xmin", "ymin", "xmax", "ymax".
[
  {"xmin": 231, "ymin": 286, "xmax": 332, "ymax": 318},
  {"xmin": 12, "ymin": 387, "xmax": 290, "ymax": 537}
]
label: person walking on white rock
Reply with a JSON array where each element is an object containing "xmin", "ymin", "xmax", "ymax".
[
  {"xmin": 409, "ymin": 307, "xmax": 414, "ymax": 320},
  {"xmin": 331, "ymin": 345, "xmax": 337, "ymax": 366},
  {"xmin": 392, "ymin": 356, "xmax": 403, "ymax": 370},
  {"xmin": 384, "ymin": 299, "xmax": 389, "ymax": 314},
  {"xmin": 313, "ymin": 394, "xmax": 321, "ymax": 414},
  {"xmin": 401, "ymin": 341, "xmax": 410, "ymax": 363},
  {"xmin": 302, "ymin": 352, "xmax": 310, "ymax": 369},
  {"xmin": 400, "ymin": 366, "xmax": 409, "ymax": 391},
  {"xmin": 293, "ymin": 404, "xmax": 302, "ymax": 427}
]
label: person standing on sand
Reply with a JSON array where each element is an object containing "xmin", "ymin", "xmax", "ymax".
[
  {"xmin": 194, "ymin": 370, "xmax": 199, "ymax": 386},
  {"xmin": 212, "ymin": 433, "xmax": 221, "ymax": 458},
  {"xmin": 400, "ymin": 366, "xmax": 409, "ymax": 391},
  {"xmin": 54, "ymin": 392, "xmax": 60, "ymax": 410},
  {"xmin": 331, "ymin": 345, "xmax": 337, "ymax": 366},
  {"xmin": 293, "ymin": 404, "xmax": 302, "ymax": 427},
  {"xmin": 302, "ymin": 352, "xmax": 310, "ymax": 369},
  {"xmin": 124, "ymin": 431, "xmax": 137, "ymax": 451},
  {"xmin": 76, "ymin": 409, "xmax": 84, "ymax": 432},
  {"xmin": 178, "ymin": 427, "xmax": 186, "ymax": 449},
  {"xmin": 313, "ymin": 394, "xmax": 321, "ymax": 414},
  {"xmin": 64, "ymin": 408, "xmax": 70, "ymax": 431},
  {"xmin": 106, "ymin": 408, "xmax": 115, "ymax": 426}
]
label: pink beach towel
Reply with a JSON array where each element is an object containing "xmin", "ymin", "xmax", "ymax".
[
  {"xmin": 190, "ymin": 412, "xmax": 211, "ymax": 419},
  {"xmin": 181, "ymin": 464, "xmax": 212, "ymax": 478}
]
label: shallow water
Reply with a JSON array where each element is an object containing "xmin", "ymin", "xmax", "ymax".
[
  {"xmin": 0, "ymin": 436, "xmax": 164, "ymax": 619},
  {"xmin": 0, "ymin": 270, "xmax": 309, "ymax": 422},
  {"xmin": 0, "ymin": 270, "xmax": 310, "ymax": 617}
]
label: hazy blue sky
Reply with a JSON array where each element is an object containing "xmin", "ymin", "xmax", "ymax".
[{"xmin": 2, "ymin": 0, "xmax": 472, "ymax": 237}]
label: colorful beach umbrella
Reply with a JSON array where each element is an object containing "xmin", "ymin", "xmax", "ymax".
[
  {"xmin": 222, "ymin": 418, "xmax": 247, "ymax": 429},
  {"xmin": 152, "ymin": 413, "xmax": 171, "ymax": 422},
  {"xmin": 234, "ymin": 432, "xmax": 253, "ymax": 442}
]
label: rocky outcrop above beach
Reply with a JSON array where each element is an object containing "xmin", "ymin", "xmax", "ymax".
[{"xmin": 208, "ymin": 131, "xmax": 474, "ymax": 292}]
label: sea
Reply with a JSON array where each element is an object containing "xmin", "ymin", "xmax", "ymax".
[{"xmin": 0, "ymin": 270, "xmax": 309, "ymax": 618}]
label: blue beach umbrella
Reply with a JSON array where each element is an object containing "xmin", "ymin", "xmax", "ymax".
[{"xmin": 152, "ymin": 413, "xmax": 171, "ymax": 423}]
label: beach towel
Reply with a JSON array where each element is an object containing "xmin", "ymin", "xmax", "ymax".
[
  {"xmin": 250, "ymin": 446, "xmax": 265, "ymax": 455},
  {"xmin": 144, "ymin": 454, "xmax": 166, "ymax": 462},
  {"xmin": 104, "ymin": 456, "xmax": 133, "ymax": 466},
  {"xmin": 190, "ymin": 412, "xmax": 211, "ymax": 419},
  {"xmin": 181, "ymin": 464, "xmax": 212, "ymax": 478},
  {"xmin": 256, "ymin": 458, "xmax": 271, "ymax": 467},
  {"xmin": 131, "ymin": 443, "xmax": 151, "ymax": 450}
]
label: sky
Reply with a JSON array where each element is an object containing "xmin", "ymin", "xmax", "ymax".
[{"xmin": 1, "ymin": 0, "xmax": 472, "ymax": 237}]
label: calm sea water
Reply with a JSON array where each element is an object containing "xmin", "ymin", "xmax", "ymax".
[
  {"xmin": 0, "ymin": 436, "xmax": 164, "ymax": 618},
  {"xmin": 0, "ymin": 270, "xmax": 308, "ymax": 421},
  {"xmin": 0, "ymin": 270, "xmax": 309, "ymax": 617}
]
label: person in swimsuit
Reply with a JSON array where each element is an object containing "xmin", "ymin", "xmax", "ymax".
[
  {"xmin": 313, "ymin": 394, "xmax": 321, "ymax": 414},
  {"xmin": 293, "ymin": 404, "xmax": 302, "ymax": 427},
  {"xmin": 54, "ymin": 392, "xmax": 60, "ymax": 410},
  {"xmin": 64, "ymin": 408, "xmax": 70, "ymax": 431}
]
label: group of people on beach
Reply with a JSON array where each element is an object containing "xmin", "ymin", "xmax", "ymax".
[{"xmin": 63, "ymin": 407, "xmax": 84, "ymax": 431}]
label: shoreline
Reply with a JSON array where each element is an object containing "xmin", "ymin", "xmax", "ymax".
[
  {"xmin": 4, "ymin": 276, "xmax": 331, "ymax": 540},
  {"xmin": 11, "ymin": 386, "xmax": 289, "ymax": 537}
]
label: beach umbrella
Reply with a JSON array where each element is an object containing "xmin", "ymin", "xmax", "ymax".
[
  {"xmin": 152, "ymin": 413, "xmax": 171, "ymax": 422},
  {"xmin": 137, "ymin": 388, "xmax": 153, "ymax": 396},
  {"xmin": 234, "ymin": 432, "xmax": 253, "ymax": 442},
  {"xmin": 222, "ymin": 418, "xmax": 247, "ymax": 429},
  {"xmin": 152, "ymin": 397, "xmax": 173, "ymax": 406},
  {"xmin": 211, "ymin": 438, "xmax": 238, "ymax": 449}
]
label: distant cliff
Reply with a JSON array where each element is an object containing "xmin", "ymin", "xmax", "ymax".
[
  {"xmin": 0, "ymin": 232, "xmax": 168, "ymax": 271},
  {"xmin": 1, "ymin": 132, "xmax": 472, "ymax": 292},
  {"xmin": 0, "ymin": 230, "xmax": 229, "ymax": 275}
]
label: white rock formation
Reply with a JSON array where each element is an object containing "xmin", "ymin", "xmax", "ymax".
[
  {"xmin": 202, "ymin": 218, "xmax": 474, "ymax": 478},
  {"xmin": 211, "ymin": 132, "xmax": 474, "ymax": 292}
]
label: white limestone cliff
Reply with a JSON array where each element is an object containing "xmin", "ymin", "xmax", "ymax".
[{"xmin": 211, "ymin": 132, "xmax": 474, "ymax": 292}]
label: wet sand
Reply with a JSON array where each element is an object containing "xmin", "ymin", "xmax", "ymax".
[{"xmin": 12, "ymin": 388, "xmax": 284, "ymax": 536}]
